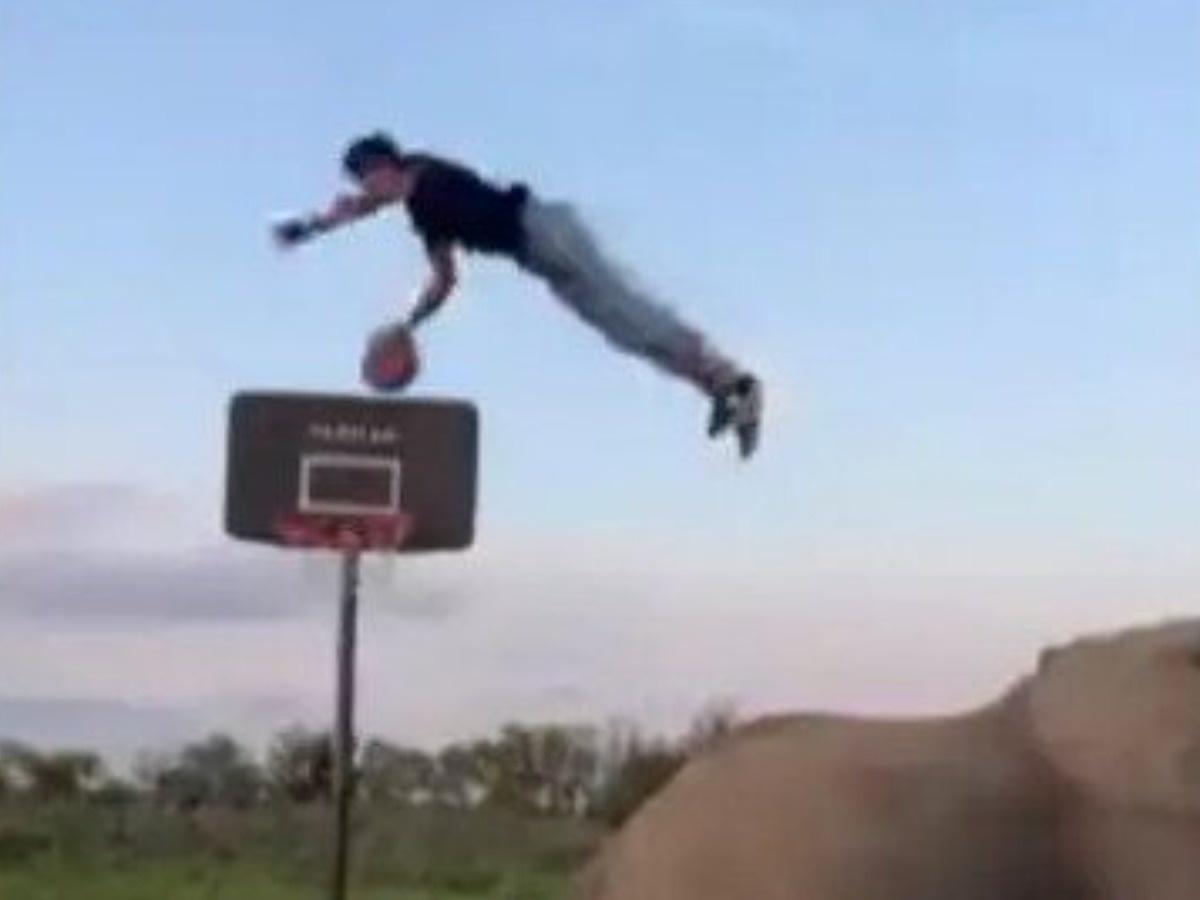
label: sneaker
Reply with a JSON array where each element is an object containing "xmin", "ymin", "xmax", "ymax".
[{"xmin": 708, "ymin": 375, "xmax": 763, "ymax": 459}]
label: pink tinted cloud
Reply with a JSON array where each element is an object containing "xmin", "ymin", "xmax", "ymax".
[{"xmin": 0, "ymin": 483, "xmax": 197, "ymax": 554}]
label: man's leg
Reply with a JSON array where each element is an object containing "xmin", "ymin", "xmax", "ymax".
[{"xmin": 519, "ymin": 199, "xmax": 762, "ymax": 456}]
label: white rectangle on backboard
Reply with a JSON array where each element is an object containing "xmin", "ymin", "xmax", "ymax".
[{"xmin": 299, "ymin": 453, "xmax": 402, "ymax": 516}]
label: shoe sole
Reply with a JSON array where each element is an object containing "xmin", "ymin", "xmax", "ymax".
[{"xmin": 734, "ymin": 384, "xmax": 764, "ymax": 459}]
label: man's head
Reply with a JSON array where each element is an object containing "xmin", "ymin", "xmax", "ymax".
[{"xmin": 342, "ymin": 132, "xmax": 407, "ymax": 197}]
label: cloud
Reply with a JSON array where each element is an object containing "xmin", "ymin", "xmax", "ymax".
[
  {"xmin": 2, "ymin": 565, "xmax": 1197, "ymax": 760},
  {"xmin": 2, "ymin": 482, "xmax": 1197, "ymax": 766},
  {"xmin": 0, "ymin": 549, "xmax": 311, "ymax": 622},
  {"xmin": 0, "ymin": 483, "xmax": 469, "ymax": 624},
  {"xmin": 0, "ymin": 547, "xmax": 471, "ymax": 624},
  {"xmin": 0, "ymin": 483, "xmax": 195, "ymax": 554}
]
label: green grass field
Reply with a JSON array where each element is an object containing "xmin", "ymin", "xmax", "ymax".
[{"xmin": 0, "ymin": 802, "xmax": 598, "ymax": 899}]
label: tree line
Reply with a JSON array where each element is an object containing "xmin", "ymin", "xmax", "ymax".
[{"xmin": 0, "ymin": 704, "xmax": 736, "ymax": 827}]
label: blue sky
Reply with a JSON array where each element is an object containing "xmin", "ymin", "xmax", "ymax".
[{"xmin": 1, "ymin": 1, "xmax": 1197, "ymax": 754}]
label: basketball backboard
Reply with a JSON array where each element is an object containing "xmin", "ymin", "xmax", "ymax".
[{"xmin": 224, "ymin": 391, "xmax": 478, "ymax": 552}]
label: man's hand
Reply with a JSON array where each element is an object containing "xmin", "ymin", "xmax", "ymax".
[{"xmin": 272, "ymin": 216, "xmax": 320, "ymax": 249}]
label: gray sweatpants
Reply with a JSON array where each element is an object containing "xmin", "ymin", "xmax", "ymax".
[{"xmin": 517, "ymin": 198, "xmax": 739, "ymax": 394}]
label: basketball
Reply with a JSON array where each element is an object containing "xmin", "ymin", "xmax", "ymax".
[{"xmin": 361, "ymin": 323, "xmax": 420, "ymax": 392}]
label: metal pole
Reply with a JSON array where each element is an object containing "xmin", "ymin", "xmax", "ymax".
[{"xmin": 331, "ymin": 548, "xmax": 360, "ymax": 900}]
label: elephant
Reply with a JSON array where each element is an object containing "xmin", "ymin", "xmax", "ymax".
[{"xmin": 572, "ymin": 618, "xmax": 1200, "ymax": 900}]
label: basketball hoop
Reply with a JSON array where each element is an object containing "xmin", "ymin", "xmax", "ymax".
[
  {"xmin": 223, "ymin": 391, "xmax": 477, "ymax": 900},
  {"xmin": 272, "ymin": 510, "xmax": 415, "ymax": 552}
]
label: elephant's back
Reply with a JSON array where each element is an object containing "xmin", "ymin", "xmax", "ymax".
[{"xmin": 571, "ymin": 702, "xmax": 1058, "ymax": 900}]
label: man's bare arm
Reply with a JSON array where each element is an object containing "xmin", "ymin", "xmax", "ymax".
[
  {"xmin": 273, "ymin": 192, "xmax": 390, "ymax": 248},
  {"xmin": 405, "ymin": 241, "xmax": 459, "ymax": 330}
]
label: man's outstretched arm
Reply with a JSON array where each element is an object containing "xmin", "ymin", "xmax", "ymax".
[
  {"xmin": 273, "ymin": 192, "xmax": 390, "ymax": 248},
  {"xmin": 405, "ymin": 241, "xmax": 458, "ymax": 330}
]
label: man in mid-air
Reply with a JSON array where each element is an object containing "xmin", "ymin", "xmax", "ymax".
[{"xmin": 274, "ymin": 132, "xmax": 764, "ymax": 458}]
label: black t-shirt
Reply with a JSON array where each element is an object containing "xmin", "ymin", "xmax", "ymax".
[{"xmin": 401, "ymin": 154, "xmax": 529, "ymax": 258}]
